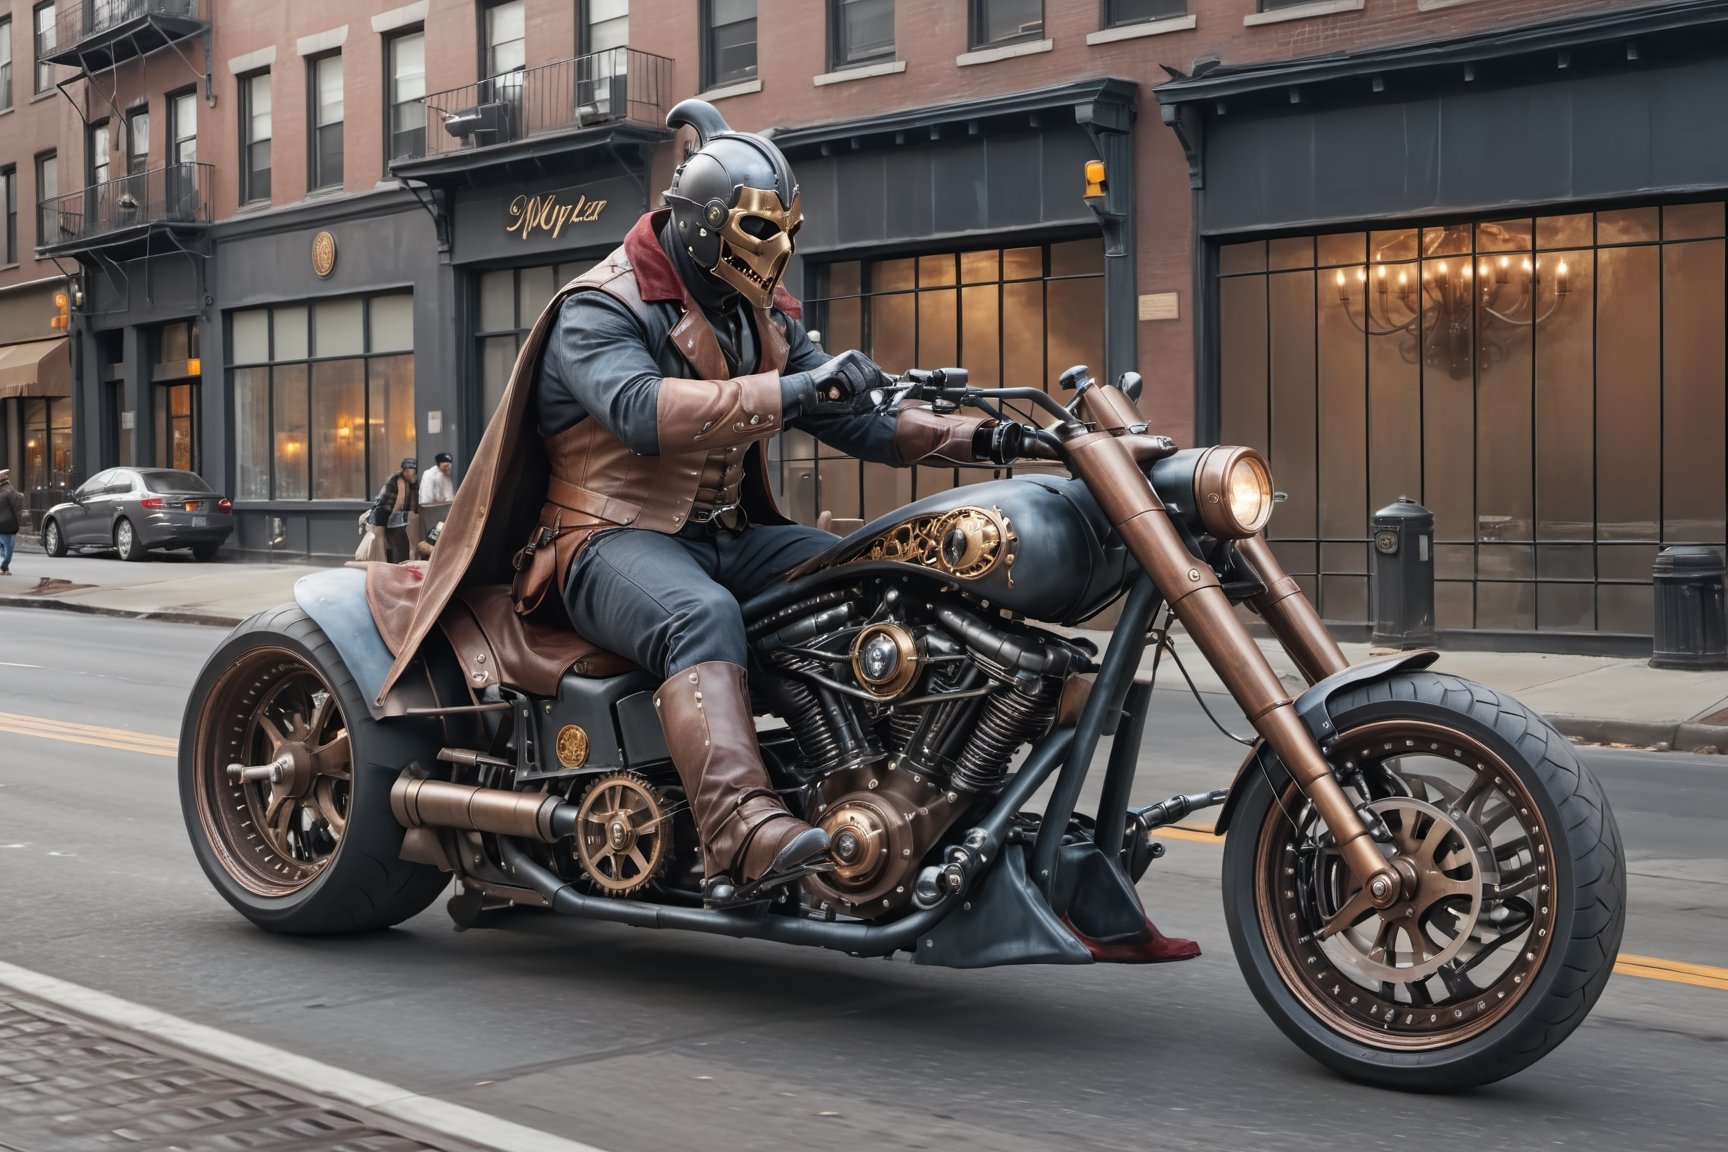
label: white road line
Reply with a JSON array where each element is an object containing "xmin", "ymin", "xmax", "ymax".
[
  {"xmin": 0, "ymin": 661, "xmax": 43, "ymax": 668},
  {"xmin": 0, "ymin": 959, "xmax": 611, "ymax": 1152}
]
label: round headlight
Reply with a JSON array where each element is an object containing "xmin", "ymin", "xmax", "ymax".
[{"xmin": 1194, "ymin": 446, "xmax": 1274, "ymax": 538}]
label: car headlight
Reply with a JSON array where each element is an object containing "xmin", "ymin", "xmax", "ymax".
[{"xmin": 1195, "ymin": 446, "xmax": 1275, "ymax": 538}]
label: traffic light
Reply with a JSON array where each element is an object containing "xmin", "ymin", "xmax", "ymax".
[{"xmin": 50, "ymin": 291, "xmax": 69, "ymax": 330}]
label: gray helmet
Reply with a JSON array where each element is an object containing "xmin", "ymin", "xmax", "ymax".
[{"xmin": 663, "ymin": 100, "xmax": 801, "ymax": 309}]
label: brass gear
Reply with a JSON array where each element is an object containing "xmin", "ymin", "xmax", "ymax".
[{"xmin": 573, "ymin": 772, "xmax": 670, "ymax": 897}]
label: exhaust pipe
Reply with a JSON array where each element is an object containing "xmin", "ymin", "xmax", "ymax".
[{"xmin": 390, "ymin": 775, "xmax": 579, "ymax": 843}]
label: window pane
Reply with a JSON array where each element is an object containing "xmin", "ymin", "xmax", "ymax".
[
  {"xmin": 1049, "ymin": 238, "xmax": 1102, "ymax": 278},
  {"xmin": 249, "ymin": 73, "xmax": 271, "ymax": 140},
  {"xmin": 518, "ymin": 264, "xmax": 556, "ymax": 323},
  {"xmin": 978, "ymin": 0, "xmax": 1042, "ymax": 43},
  {"xmin": 272, "ymin": 364, "xmax": 309, "ymax": 500},
  {"xmin": 1660, "ymin": 239, "xmax": 1726, "ymax": 544},
  {"xmin": 315, "ymin": 297, "xmax": 364, "ymax": 356},
  {"xmin": 1106, "ymin": 0, "xmax": 1185, "ymax": 24},
  {"xmin": 370, "ymin": 294, "xmax": 414, "ymax": 353},
  {"xmin": 1534, "ymin": 251, "xmax": 1594, "ymax": 541},
  {"xmin": 316, "ymin": 55, "xmax": 343, "ymax": 127},
  {"xmin": 234, "ymin": 367, "xmax": 270, "ymax": 500},
  {"xmin": 273, "ymin": 305, "xmax": 309, "ymax": 360},
  {"xmin": 368, "ymin": 354, "xmax": 416, "ymax": 496},
  {"xmin": 838, "ymin": 0, "xmax": 894, "ymax": 64},
  {"xmin": 393, "ymin": 32, "xmax": 425, "ymax": 102},
  {"xmin": 1044, "ymin": 276, "xmax": 1103, "ymax": 393},
  {"xmin": 311, "ymin": 360, "xmax": 366, "ymax": 500},
  {"xmin": 482, "ymin": 335, "xmax": 518, "ymax": 423},
  {"xmin": 480, "ymin": 269, "xmax": 515, "ymax": 332},
  {"xmin": 231, "ymin": 309, "xmax": 269, "ymax": 363},
  {"xmin": 1001, "ymin": 280, "xmax": 1042, "ymax": 390},
  {"xmin": 1595, "ymin": 245, "xmax": 1661, "ymax": 540}
]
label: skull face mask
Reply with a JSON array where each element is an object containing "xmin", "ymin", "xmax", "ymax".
[
  {"xmin": 663, "ymin": 101, "xmax": 804, "ymax": 312},
  {"xmin": 711, "ymin": 186, "xmax": 803, "ymax": 309}
]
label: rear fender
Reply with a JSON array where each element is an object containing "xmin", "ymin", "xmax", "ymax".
[
  {"xmin": 293, "ymin": 568, "xmax": 398, "ymax": 720},
  {"xmin": 1212, "ymin": 650, "xmax": 1439, "ymax": 835}
]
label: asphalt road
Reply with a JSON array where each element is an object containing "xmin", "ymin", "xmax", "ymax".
[{"xmin": 1, "ymin": 606, "xmax": 1724, "ymax": 1152}]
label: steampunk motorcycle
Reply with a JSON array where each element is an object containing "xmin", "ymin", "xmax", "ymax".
[{"xmin": 179, "ymin": 365, "xmax": 1624, "ymax": 1091}]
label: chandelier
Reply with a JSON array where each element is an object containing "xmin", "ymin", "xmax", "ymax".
[{"xmin": 1332, "ymin": 231, "xmax": 1572, "ymax": 379}]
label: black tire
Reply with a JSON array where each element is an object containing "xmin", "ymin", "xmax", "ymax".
[
  {"xmin": 1222, "ymin": 670, "xmax": 1625, "ymax": 1091},
  {"xmin": 191, "ymin": 543, "xmax": 221, "ymax": 562},
  {"xmin": 115, "ymin": 517, "xmax": 147, "ymax": 562},
  {"xmin": 179, "ymin": 603, "xmax": 448, "ymax": 934},
  {"xmin": 42, "ymin": 518, "xmax": 67, "ymax": 557}
]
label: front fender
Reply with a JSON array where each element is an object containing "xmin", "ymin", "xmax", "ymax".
[{"xmin": 1212, "ymin": 650, "xmax": 1439, "ymax": 835}]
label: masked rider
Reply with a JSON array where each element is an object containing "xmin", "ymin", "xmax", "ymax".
[{"xmin": 512, "ymin": 101, "xmax": 1009, "ymax": 906}]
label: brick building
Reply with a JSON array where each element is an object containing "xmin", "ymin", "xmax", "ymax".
[{"xmin": 0, "ymin": 0, "xmax": 1722, "ymax": 648}]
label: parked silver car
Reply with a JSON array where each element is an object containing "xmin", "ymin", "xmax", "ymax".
[{"xmin": 41, "ymin": 467, "xmax": 234, "ymax": 562}]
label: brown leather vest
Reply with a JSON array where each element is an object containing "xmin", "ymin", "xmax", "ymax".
[{"xmin": 511, "ymin": 249, "xmax": 792, "ymax": 615}]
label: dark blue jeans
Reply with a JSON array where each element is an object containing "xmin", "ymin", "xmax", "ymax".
[
  {"xmin": 563, "ymin": 523, "xmax": 835, "ymax": 678},
  {"xmin": 0, "ymin": 534, "xmax": 14, "ymax": 572}
]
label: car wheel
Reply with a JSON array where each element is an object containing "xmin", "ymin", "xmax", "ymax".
[
  {"xmin": 43, "ymin": 519, "xmax": 68, "ymax": 557},
  {"xmin": 115, "ymin": 517, "xmax": 147, "ymax": 562},
  {"xmin": 192, "ymin": 543, "xmax": 221, "ymax": 562}
]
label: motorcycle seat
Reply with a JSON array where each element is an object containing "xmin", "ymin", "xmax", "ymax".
[{"xmin": 444, "ymin": 584, "xmax": 637, "ymax": 696}]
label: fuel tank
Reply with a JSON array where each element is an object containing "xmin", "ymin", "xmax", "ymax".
[{"xmin": 791, "ymin": 476, "xmax": 1130, "ymax": 624}]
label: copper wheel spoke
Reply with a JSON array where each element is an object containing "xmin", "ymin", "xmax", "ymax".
[
  {"xmin": 265, "ymin": 793, "xmax": 296, "ymax": 853},
  {"xmin": 1319, "ymin": 885, "xmax": 1379, "ymax": 940},
  {"xmin": 312, "ymin": 730, "xmax": 351, "ymax": 778},
  {"xmin": 258, "ymin": 713, "xmax": 289, "ymax": 754},
  {"xmin": 1368, "ymin": 917, "xmax": 1399, "ymax": 965},
  {"xmin": 314, "ymin": 779, "xmax": 347, "ymax": 838},
  {"xmin": 626, "ymin": 846, "xmax": 650, "ymax": 875}
]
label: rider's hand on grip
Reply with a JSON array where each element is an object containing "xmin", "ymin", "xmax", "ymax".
[{"xmin": 782, "ymin": 350, "xmax": 888, "ymax": 416}]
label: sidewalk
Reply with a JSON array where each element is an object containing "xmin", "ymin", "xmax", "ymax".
[{"xmin": 3, "ymin": 552, "xmax": 1724, "ymax": 753}]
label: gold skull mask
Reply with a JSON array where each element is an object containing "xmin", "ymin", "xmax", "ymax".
[{"xmin": 712, "ymin": 185, "xmax": 802, "ymax": 309}]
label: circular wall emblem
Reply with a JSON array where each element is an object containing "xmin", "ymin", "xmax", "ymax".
[
  {"xmin": 555, "ymin": 724, "xmax": 590, "ymax": 769},
  {"xmin": 311, "ymin": 231, "xmax": 337, "ymax": 278}
]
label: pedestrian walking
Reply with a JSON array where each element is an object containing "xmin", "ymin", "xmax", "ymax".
[
  {"xmin": 0, "ymin": 469, "xmax": 23, "ymax": 575},
  {"xmin": 369, "ymin": 458, "xmax": 419, "ymax": 564},
  {"xmin": 419, "ymin": 451, "xmax": 457, "ymax": 505}
]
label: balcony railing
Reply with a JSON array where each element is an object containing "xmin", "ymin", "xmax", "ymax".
[
  {"xmin": 408, "ymin": 47, "xmax": 673, "ymax": 163},
  {"xmin": 37, "ymin": 161, "xmax": 212, "ymax": 252},
  {"xmin": 44, "ymin": 0, "xmax": 206, "ymax": 69}
]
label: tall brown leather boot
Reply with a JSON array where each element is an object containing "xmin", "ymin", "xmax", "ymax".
[{"xmin": 655, "ymin": 662, "xmax": 830, "ymax": 900}]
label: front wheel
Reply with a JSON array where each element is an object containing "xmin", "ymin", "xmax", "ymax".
[
  {"xmin": 179, "ymin": 603, "xmax": 448, "ymax": 934},
  {"xmin": 1223, "ymin": 671, "xmax": 1625, "ymax": 1091},
  {"xmin": 42, "ymin": 519, "xmax": 66, "ymax": 557}
]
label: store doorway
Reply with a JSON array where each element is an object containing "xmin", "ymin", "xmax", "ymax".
[{"xmin": 155, "ymin": 381, "xmax": 198, "ymax": 473}]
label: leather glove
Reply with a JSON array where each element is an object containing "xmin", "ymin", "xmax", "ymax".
[{"xmin": 780, "ymin": 350, "xmax": 889, "ymax": 417}]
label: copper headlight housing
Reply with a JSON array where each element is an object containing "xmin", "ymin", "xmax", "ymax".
[
  {"xmin": 1150, "ymin": 446, "xmax": 1276, "ymax": 539},
  {"xmin": 1194, "ymin": 446, "xmax": 1274, "ymax": 538}
]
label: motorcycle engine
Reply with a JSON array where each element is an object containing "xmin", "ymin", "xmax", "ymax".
[{"xmin": 753, "ymin": 586, "xmax": 1091, "ymax": 918}]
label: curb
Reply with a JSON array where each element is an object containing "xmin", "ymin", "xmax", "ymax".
[
  {"xmin": 0, "ymin": 593, "xmax": 243, "ymax": 629},
  {"xmin": 1550, "ymin": 713, "xmax": 1728, "ymax": 753}
]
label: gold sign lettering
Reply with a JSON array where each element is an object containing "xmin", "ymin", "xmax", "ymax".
[{"xmin": 506, "ymin": 192, "xmax": 609, "ymax": 240}]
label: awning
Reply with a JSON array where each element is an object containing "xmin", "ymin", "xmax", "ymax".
[{"xmin": 0, "ymin": 338, "xmax": 70, "ymax": 400}]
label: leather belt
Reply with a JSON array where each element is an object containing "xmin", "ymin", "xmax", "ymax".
[
  {"xmin": 685, "ymin": 502, "xmax": 747, "ymax": 532},
  {"xmin": 544, "ymin": 476, "xmax": 643, "ymax": 524}
]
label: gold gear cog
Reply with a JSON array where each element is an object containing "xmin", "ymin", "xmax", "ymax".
[{"xmin": 573, "ymin": 772, "xmax": 670, "ymax": 897}]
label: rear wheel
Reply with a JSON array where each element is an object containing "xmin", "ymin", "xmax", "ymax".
[
  {"xmin": 115, "ymin": 517, "xmax": 146, "ymax": 562},
  {"xmin": 1223, "ymin": 671, "xmax": 1624, "ymax": 1091},
  {"xmin": 42, "ymin": 519, "xmax": 66, "ymax": 557},
  {"xmin": 179, "ymin": 604, "xmax": 447, "ymax": 934}
]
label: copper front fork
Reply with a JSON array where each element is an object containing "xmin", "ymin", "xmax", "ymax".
[
  {"xmin": 1237, "ymin": 534, "xmax": 1349, "ymax": 685},
  {"xmin": 1066, "ymin": 426, "xmax": 1397, "ymax": 903}
]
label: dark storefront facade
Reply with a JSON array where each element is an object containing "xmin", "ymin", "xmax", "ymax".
[
  {"xmin": 770, "ymin": 78, "xmax": 1136, "ymax": 528},
  {"xmin": 211, "ymin": 193, "xmax": 445, "ymax": 558},
  {"xmin": 1158, "ymin": 1, "xmax": 1728, "ymax": 650}
]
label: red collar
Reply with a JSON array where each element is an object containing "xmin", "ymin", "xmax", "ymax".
[{"xmin": 621, "ymin": 209, "xmax": 803, "ymax": 320}]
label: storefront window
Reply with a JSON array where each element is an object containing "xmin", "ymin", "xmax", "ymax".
[
  {"xmin": 473, "ymin": 261, "xmax": 591, "ymax": 424},
  {"xmin": 20, "ymin": 396, "xmax": 72, "ymax": 512},
  {"xmin": 230, "ymin": 294, "xmax": 414, "ymax": 502},
  {"xmin": 796, "ymin": 239, "xmax": 1103, "ymax": 524},
  {"xmin": 1218, "ymin": 202, "xmax": 1728, "ymax": 636}
]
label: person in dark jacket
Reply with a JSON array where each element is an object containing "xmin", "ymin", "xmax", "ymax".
[
  {"xmin": 369, "ymin": 458, "xmax": 419, "ymax": 564},
  {"xmin": 0, "ymin": 469, "xmax": 24, "ymax": 575}
]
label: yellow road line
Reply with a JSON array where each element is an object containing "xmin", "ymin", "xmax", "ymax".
[
  {"xmin": 6, "ymin": 711, "xmax": 1726, "ymax": 995},
  {"xmin": 0, "ymin": 714, "xmax": 177, "ymax": 758},
  {"xmin": 1615, "ymin": 954, "xmax": 1728, "ymax": 992}
]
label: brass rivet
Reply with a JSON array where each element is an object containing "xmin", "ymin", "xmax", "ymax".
[{"xmin": 1188, "ymin": 568, "xmax": 1201, "ymax": 581}]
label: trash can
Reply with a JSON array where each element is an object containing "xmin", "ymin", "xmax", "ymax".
[
  {"xmin": 1371, "ymin": 497, "xmax": 1437, "ymax": 648},
  {"xmin": 1650, "ymin": 546, "xmax": 1728, "ymax": 670}
]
